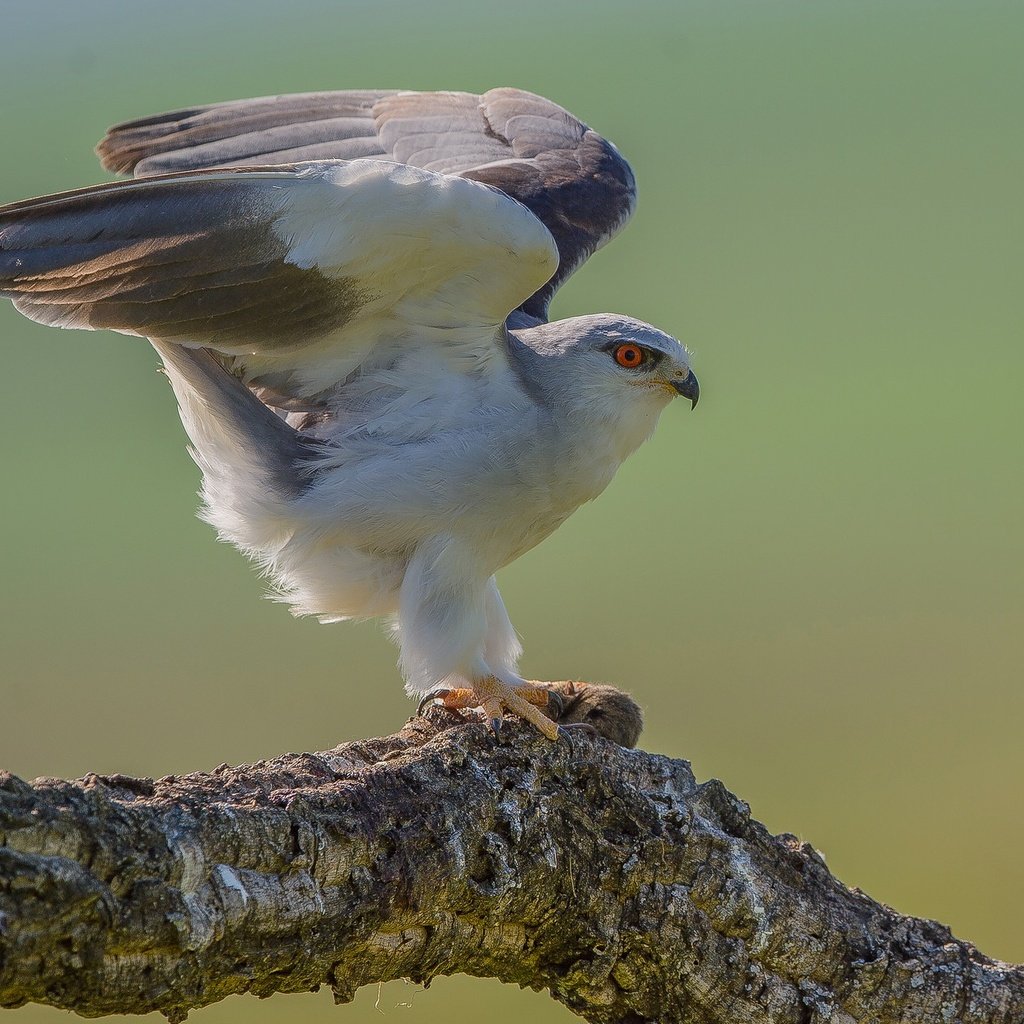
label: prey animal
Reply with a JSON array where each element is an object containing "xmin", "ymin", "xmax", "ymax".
[{"xmin": 0, "ymin": 88, "xmax": 698, "ymax": 741}]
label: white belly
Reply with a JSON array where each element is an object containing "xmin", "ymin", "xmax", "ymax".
[{"xmin": 196, "ymin": 359, "xmax": 661, "ymax": 624}]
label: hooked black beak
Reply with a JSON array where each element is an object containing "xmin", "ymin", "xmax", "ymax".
[{"xmin": 672, "ymin": 370, "xmax": 700, "ymax": 408}]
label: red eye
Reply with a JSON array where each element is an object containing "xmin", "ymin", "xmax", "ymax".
[{"xmin": 614, "ymin": 343, "xmax": 645, "ymax": 368}]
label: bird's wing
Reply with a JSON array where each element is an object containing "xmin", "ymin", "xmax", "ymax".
[
  {"xmin": 0, "ymin": 159, "xmax": 558, "ymax": 400},
  {"xmin": 95, "ymin": 88, "xmax": 636, "ymax": 320}
]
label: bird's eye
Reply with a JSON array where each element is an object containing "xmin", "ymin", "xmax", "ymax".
[{"xmin": 613, "ymin": 343, "xmax": 646, "ymax": 369}]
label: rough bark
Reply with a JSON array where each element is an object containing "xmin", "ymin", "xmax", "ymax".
[{"xmin": 1, "ymin": 705, "xmax": 1022, "ymax": 1023}]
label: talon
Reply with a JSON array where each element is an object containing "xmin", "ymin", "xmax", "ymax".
[
  {"xmin": 417, "ymin": 688, "xmax": 451, "ymax": 716},
  {"xmin": 559, "ymin": 722, "xmax": 599, "ymax": 739},
  {"xmin": 545, "ymin": 688, "xmax": 564, "ymax": 720},
  {"xmin": 419, "ymin": 679, "xmax": 562, "ymax": 741}
]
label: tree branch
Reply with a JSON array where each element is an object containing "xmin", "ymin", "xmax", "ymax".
[{"xmin": 1, "ymin": 697, "xmax": 1021, "ymax": 1023}]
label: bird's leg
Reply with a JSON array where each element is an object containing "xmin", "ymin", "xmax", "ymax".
[{"xmin": 420, "ymin": 678, "xmax": 562, "ymax": 741}]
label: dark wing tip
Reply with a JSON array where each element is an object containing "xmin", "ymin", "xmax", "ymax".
[{"xmin": 96, "ymin": 107, "xmax": 212, "ymax": 174}]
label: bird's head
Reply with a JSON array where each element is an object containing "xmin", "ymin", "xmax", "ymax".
[{"xmin": 512, "ymin": 314, "xmax": 698, "ymax": 453}]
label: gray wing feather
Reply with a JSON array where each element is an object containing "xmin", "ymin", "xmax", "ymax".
[
  {"xmin": 96, "ymin": 87, "xmax": 636, "ymax": 320},
  {"xmin": 0, "ymin": 168, "xmax": 364, "ymax": 350},
  {"xmin": 96, "ymin": 91, "xmax": 393, "ymax": 173},
  {"xmin": 110, "ymin": 117, "xmax": 385, "ymax": 171}
]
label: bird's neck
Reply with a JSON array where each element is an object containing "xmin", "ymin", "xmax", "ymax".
[
  {"xmin": 545, "ymin": 393, "xmax": 667, "ymax": 512},
  {"xmin": 576, "ymin": 395, "xmax": 667, "ymax": 463}
]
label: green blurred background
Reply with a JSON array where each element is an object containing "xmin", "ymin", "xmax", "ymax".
[{"xmin": 1, "ymin": 0, "xmax": 1022, "ymax": 1019}]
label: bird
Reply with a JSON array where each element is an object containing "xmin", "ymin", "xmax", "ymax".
[{"xmin": 0, "ymin": 88, "xmax": 698, "ymax": 743}]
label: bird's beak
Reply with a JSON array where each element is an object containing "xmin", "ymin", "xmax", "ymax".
[{"xmin": 671, "ymin": 370, "xmax": 700, "ymax": 408}]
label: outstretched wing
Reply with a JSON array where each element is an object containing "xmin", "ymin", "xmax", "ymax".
[
  {"xmin": 96, "ymin": 88, "xmax": 637, "ymax": 320},
  {"xmin": 0, "ymin": 159, "xmax": 558, "ymax": 400}
]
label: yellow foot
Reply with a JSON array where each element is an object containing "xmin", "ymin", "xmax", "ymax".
[{"xmin": 420, "ymin": 678, "xmax": 562, "ymax": 741}]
